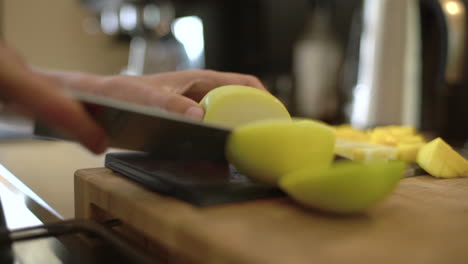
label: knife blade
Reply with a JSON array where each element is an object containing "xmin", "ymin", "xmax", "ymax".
[{"xmin": 34, "ymin": 91, "xmax": 231, "ymax": 161}]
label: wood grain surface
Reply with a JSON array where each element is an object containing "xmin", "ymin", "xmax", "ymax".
[{"xmin": 75, "ymin": 168, "xmax": 468, "ymax": 264}]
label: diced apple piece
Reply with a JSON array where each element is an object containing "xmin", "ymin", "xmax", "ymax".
[
  {"xmin": 334, "ymin": 125, "xmax": 370, "ymax": 142},
  {"xmin": 398, "ymin": 135, "xmax": 425, "ymax": 145},
  {"xmin": 335, "ymin": 140, "xmax": 397, "ymax": 162},
  {"xmin": 385, "ymin": 126, "xmax": 416, "ymax": 136},
  {"xmin": 369, "ymin": 126, "xmax": 424, "ymax": 147},
  {"xmin": 200, "ymin": 85, "xmax": 291, "ymax": 128},
  {"xmin": 417, "ymin": 138, "xmax": 468, "ymax": 178},
  {"xmin": 279, "ymin": 161, "xmax": 406, "ymax": 214},
  {"xmin": 226, "ymin": 119, "xmax": 335, "ymax": 185},
  {"xmin": 369, "ymin": 129, "xmax": 399, "ymax": 146},
  {"xmin": 397, "ymin": 143, "xmax": 424, "ymax": 163}
]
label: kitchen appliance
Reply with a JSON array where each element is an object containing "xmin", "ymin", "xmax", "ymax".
[
  {"xmin": 293, "ymin": 1, "xmax": 342, "ymax": 122},
  {"xmin": 342, "ymin": 0, "xmax": 467, "ymax": 144},
  {"xmin": 419, "ymin": 0, "xmax": 468, "ymax": 144},
  {"xmin": 81, "ymin": 0, "xmax": 199, "ymax": 75}
]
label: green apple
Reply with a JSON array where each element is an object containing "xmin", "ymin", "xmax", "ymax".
[
  {"xmin": 279, "ymin": 161, "xmax": 406, "ymax": 214},
  {"xmin": 200, "ymin": 85, "xmax": 291, "ymax": 128},
  {"xmin": 226, "ymin": 119, "xmax": 336, "ymax": 185}
]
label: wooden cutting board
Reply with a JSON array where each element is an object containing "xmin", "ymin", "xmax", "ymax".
[{"xmin": 75, "ymin": 168, "xmax": 468, "ymax": 264}]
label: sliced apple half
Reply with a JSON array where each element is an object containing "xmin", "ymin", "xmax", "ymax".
[
  {"xmin": 417, "ymin": 137, "xmax": 468, "ymax": 178},
  {"xmin": 226, "ymin": 119, "xmax": 335, "ymax": 185},
  {"xmin": 279, "ymin": 161, "xmax": 406, "ymax": 214},
  {"xmin": 200, "ymin": 85, "xmax": 291, "ymax": 128}
]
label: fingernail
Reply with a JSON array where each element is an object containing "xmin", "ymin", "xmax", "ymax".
[{"xmin": 184, "ymin": 106, "xmax": 204, "ymax": 120}]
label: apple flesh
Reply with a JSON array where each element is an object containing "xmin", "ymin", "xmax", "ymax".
[
  {"xmin": 335, "ymin": 140, "xmax": 398, "ymax": 162},
  {"xmin": 200, "ymin": 85, "xmax": 291, "ymax": 128},
  {"xmin": 397, "ymin": 143, "xmax": 425, "ymax": 163},
  {"xmin": 417, "ymin": 137, "xmax": 468, "ymax": 178},
  {"xmin": 279, "ymin": 161, "xmax": 406, "ymax": 214},
  {"xmin": 226, "ymin": 119, "xmax": 335, "ymax": 185}
]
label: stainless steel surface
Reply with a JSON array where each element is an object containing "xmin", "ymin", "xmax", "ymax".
[
  {"xmin": 1, "ymin": 219, "xmax": 154, "ymax": 264},
  {"xmin": 0, "ymin": 164, "xmax": 62, "ymax": 224},
  {"xmin": 0, "ymin": 164, "xmax": 67, "ymax": 263},
  {"xmin": 0, "ymin": 114, "xmax": 34, "ymax": 140},
  {"xmin": 0, "ymin": 163, "xmax": 159, "ymax": 263},
  {"xmin": 346, "ymin": 0, "xmax": 421, "ymax": 129},
  {"xmin": 339, "ymin": 0, "xmax": 468, "ymax": 141},
  {"xmin": 440, "ymin": 0, "xmax": 466, "ymax": 84},
  {"xmin": 35, "ymin": 91, "xmax": 231, "ymax": 161}
]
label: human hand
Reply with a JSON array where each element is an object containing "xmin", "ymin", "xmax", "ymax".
[
  {"xmin": 60, "ymin": 70, "xmax": 266, "ymax": 120},
  {"xmin": 0, "ymin": 43, "xmax": 107, "ymax": 154},
  {"xmin": 1, "ymin": 43, "xmax": 265, "ymax": 154}
]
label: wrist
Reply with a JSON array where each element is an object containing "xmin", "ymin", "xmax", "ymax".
[{"xmin": 30, "ymin": 68, "xmax": 101, "ymax": 93}]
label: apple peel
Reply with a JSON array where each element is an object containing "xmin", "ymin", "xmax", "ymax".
[
  {"xmin": 200, "ymin": 85, "xmax": 291, "ymax": 128},
  {"xmin": 226, "ymin": 119, "xmax": 335, "ymax": 185},
  {"xmin": 279, "ymin": 161, "xmax": 406, "ymax": 214}
]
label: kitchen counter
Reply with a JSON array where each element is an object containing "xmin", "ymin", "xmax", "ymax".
[
  {"xmin": 0, "ymin": 114, "xmax": 112, "ymax": 219},
  {"xmin": 0, "ymin": 139, "xmax": 106, "ymax": 219},
  {"xmin": 76, "ymin": 167, "xmax": 468, "ymax": 264},
  {"xmin": 0, "ymin": 164, "xmax": 157, "ymax": 264},
  {"xmin": 2, "ymin": 115, "xmax": 468, "ymax": 263}
]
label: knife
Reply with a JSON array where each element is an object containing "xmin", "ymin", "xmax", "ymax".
[{"xmin": 34, "ymin": 91, "xmax": 231, "ymax": 161}]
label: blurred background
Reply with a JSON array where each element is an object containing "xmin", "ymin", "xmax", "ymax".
[
  {"xmin": 0, "ymin": 0, "xmax": 466, "ymax": 218},
  {"xmin": 1, "ymin": 0, "xmax": 467, "ymax": 143}
]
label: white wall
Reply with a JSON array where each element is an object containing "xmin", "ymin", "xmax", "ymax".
[{"xmin": 3, "ymin": 0, "xmax": 129, "ymax": 74}]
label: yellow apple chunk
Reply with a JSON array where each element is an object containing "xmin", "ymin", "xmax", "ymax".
[
  {"xmin": 417, "ymin": 137, "xmax": 468, "ymax": 178},
  {"xmin": 335, "ymin": 140, "xmax": 397, "ymax": 161},
  {"xmin": 334, "ymin": 125, "xmax": 370, "ymax": 142},
  {"xmin": 226, "ymin": 119, "xmax": 335, "ymax": 185},
  {"xmin": 200, "ymin": 85, "xmax": 291, "ymax": 128},
  {"xmin": 397, "ymin": 143, "xmax": 424, "ymax": 163},
  {"xmin": 279, "ymin": 161, "xmax": 406, "ymax": 214}
]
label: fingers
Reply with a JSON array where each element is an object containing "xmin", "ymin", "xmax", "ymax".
[
  {"xmin": 207, "ymin": 70, "xmax": 266, "ymax": 90},
  {"xmin": 182, "ymin": 70, "xmax": 267, "ymax": 102},
  {"xmin": 37, "ymin": 89, "xmax": 108, "ymax": 154},
  {"xmin": 146, "ymin": 91, "xmax": 205, "ymax": 120},
  {"xmin": 93, "ymin": 76, "xmax": 205, "ymax": 120},
  {"xmin": 0, "ymin": 68, "xmax": 107, "ymax": 154},
  {"xmin": 57, "ymin": 69, "xmax": 265, "ymax": 122}
]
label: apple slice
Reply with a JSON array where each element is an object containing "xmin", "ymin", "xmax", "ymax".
[
  {"xmin": 200, "ymin": 85, "xmax": 291, "ymax": 128},
  {"xmin": 226, "ymin": 119, "xmax": 335, "ymax": 185},
  {"xmin": 279, "ymin": 161, "xmax": 406, "ymax": 214},
  {"xmin": 417, "ymin": 137, "xmax": 468, "ymax": 178}
]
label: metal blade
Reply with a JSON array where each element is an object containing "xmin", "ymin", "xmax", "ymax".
[{"xmin": 34, "ymin": 91, "xmax": 231, "ymax": 161}]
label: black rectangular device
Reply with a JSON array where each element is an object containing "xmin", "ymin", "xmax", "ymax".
[{"xmin": 105, "ymin": 152, "xmax": 284, "ymax": 206}]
